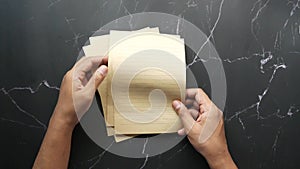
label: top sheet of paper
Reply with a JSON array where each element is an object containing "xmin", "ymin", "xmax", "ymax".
[
  {"xmin": 108, "ymin": 32, "xmax": 186, "ymax": 134},
  {"xmin": 106, "ymin": 28, "xmax": 160, "ymax": 127}
]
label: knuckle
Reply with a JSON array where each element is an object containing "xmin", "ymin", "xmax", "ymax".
[
  {"xmin": 64, "ymin": 70, "xmax": 73, "ymax": 81},
  {"xmin": 87, "ymin": 61, "xmax": 93, "ymax": 69},
  {"xmin": 197, "ymin": 88, "xmax": 204, "ymax": 94}
]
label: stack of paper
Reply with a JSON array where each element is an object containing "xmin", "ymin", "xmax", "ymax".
[{"xmin": 83, "ymin": 27, "xmax": 186, "ymax": 142}]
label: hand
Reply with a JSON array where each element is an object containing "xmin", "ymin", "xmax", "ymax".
[
  {"xmin": 172, "ymin": 88, "xmax": 237, "ymax": 169},
  {"xmin": 33, "ymin": 56, "xmax": 108, "ymax": 169},
  {"xmin": 52, "ymin": 56, "xmax": 108, "ymax": 129}
]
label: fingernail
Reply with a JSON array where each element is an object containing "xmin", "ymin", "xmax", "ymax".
[
  {"xmin": 97, "ymin": 65, "xmax": 108, "ymax": 76},
  {"xmin": 173, "ymin": 100, "xmax": 181, "ymax": 110}
]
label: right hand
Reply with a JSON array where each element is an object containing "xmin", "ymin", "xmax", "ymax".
[{"xmin": 172, "ymin": 88, "xmax": 237, "ymax": 169}]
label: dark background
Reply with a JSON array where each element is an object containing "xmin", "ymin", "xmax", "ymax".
[{"xmin": 1, "ymin": 0, "xmax": 300, "ymax": 168}]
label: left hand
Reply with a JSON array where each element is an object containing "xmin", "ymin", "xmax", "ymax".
[{"xmin": 52, "ymin": 56, "xmax": 108, "ymax": 128}]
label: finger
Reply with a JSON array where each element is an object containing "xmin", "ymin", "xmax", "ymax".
[
  {"xmin": 102, "ymin": 56, "xmax": 108, "ymax": 65},
  {"xmin": 185, "ymin": 100, "xmax": 200, "ymax": 114},
  {"xmin": 184, "ymin": 98, "xmax": 195, "ymax": 106},
  {"xmin": 177, "ymin": 128, "xmax": 186, "ymax": 136},
  {"xmin": 191, "ymin": 101, "xmax": 200, "ymax": 111},
  {"xmin": 172, "ymin": 100, "xmax": 196, "ymax": 135},
  {"xmin": 196, "ymin": 112, "xmax": 207, "ymax": 122},
  {"xmin": 189, "ymin": 109, "xmax": 199, "ymax": 120},
  {"xmin": 199, "ymin": 104, "xmax": 208, "ymax": 114},
  {"xmin": 185, "ymin": 88, "xmax": 198, "ymax": 99},
  {"xmin": 186, "ymin": 88, "xmax": 210, "ymax": 106},
  {"xmin": 76, "ymin": 56, "xmax": 105, "ymax": 73},
  {"xmin": 85, "ymin": 65, "xmax": 108, "ymax": 91}
]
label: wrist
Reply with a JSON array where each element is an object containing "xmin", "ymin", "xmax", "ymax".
[
  {"xmin": 205, "ymin": 149, "xmax": 237, "ymax": 169},
  {"xmin": 48, "ymin": 115, "xmax": 75, "ymax": 134},
  {"xmin": 50, "ymin": 108, "xmax": 78, "ymax": 131}
]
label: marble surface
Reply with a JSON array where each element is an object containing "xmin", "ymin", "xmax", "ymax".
[{"xmin": 1, "ymin": 0, "xmax": 300, "ymax": 168}]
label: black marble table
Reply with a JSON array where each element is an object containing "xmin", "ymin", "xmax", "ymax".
[{"xmin": 1, "ymin": 0, "xmax": 300, "ymax": 168}]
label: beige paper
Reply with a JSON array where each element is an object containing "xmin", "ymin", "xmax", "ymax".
[
  {"xmin": 107, "ymin": 28, "xmax": 160, "ymax": 127},
  {"xmin": 83, "ymin": 27, "xmax": 160, "ymax": 139},
  {"xmin": 108, "ymin": 32, "xmax": 185, "ymax": 134},
  {"xmin": 107, "ymin": 28, "xmax": 160, "ymax": 141}
]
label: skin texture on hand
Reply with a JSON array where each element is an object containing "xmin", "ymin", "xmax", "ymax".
[
  {"xmin": 172, "ymin": 88, "xmax": 237, "ymax": 169},
  {"xmin": 53, "ymin": 56, "xmax": 108, "ymax": 128},
  {"xmin": 33, "ymin": 56, "xmax": 108, "ymax": 169}
]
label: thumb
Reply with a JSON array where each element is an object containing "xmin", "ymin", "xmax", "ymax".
[
  {"xmin": 172, "ymin": 100, "xmax": 196, "ymax": 135},
  {"xmin": 86, "ymin": 65, "xmax": 108, "ymax": 91}
]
